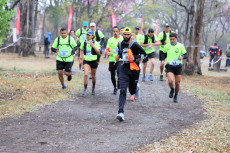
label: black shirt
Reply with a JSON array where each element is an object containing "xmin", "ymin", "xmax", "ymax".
[{"xmin": 118, "ymin": 40, "xmax": 146, "ymax": 69}]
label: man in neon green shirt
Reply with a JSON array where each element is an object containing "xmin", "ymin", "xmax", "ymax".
[
  {"xmin": 51, "ymin": 28, "xmax": 77, "ymax": 89},
  {"xmin": 158, "ymin": 23, "xmax": 174, "ymax": 81},
  {"xmin": 140, "ymin": 28, "xmax": 161, "ymax": 81},
  {"xmin": 79, "ymin": 30, "xmax": 101, "ymax": 96},
  {"xmin": 106, "ymin": 26, "xmax": 123, "ymax": 94},
  {"xmin": 133, "ymin": 26, "xmax": 143, "ymax": 45},
  {"xmin": 163, "ymin": 33, "xmax": 187, "ymax": 103},
  {"xmin": 89, "ymin": 22, "xmax": 105, "ymax": 64}
]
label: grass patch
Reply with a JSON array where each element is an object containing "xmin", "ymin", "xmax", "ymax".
[
  {"xmin": 137, "ymin": 75, "xmax": 230, "ymax": 152},
  {"xmin": 0, "ymin": 52, "xmax": 83, "ymax": 118}
]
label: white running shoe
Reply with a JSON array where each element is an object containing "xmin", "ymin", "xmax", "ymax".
[{"xmin": 116, "ymin": 113, "xmax": 125, "ymax": 121}]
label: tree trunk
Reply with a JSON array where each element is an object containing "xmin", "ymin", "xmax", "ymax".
[
  {"xmin": 184, "ymin": 0, "xmax": 205, "ymax": 75},
  {"xmin": 19, "ymin": 0, "xmax": 36, "ymax": 57},
  {"xmin": 35, "ymin": 0, "xmax": 47, "ymax": 44}
]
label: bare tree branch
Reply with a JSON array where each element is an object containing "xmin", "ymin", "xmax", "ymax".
[{"xmin": 171, "ymin": 0, "xmax": 188, "ymax": 11}]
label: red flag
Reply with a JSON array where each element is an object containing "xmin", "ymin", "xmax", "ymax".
[
  {"xmin": 112, "ymin": 13, "xmax": 116, "ymax": 27},
  {"xmin": 155, "ymin": 20, "xmax": 159, "ymax": 36},
  {"xmin": 68, "ymin": 7, "xmax": 73, "ymax": 33},
  {"xmin": 16, "ymin": 7, "xmax": 20, "ymax": 35},
  {"xmin": 140, "ymin": 16, "xmax": 144, "ymax": 35}
]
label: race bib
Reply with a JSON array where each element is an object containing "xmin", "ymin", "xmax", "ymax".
[
  {"xmin": 122, "ymin": 48, "xmax": 128, "ymax": 61},
  {"xmin": 169, "ymin": 60, "xmax": 179, "ymax": 66},
  {"xmin": 86, "ymin": 51, "xmax": 92, "ymax": 57},
  {"xmin": 60, "ymin": 50, "xmax": 69, "ymax": 57},
  {"xmin": 113, "ymin": 48, "xmax": 118, "ymax": 54}
]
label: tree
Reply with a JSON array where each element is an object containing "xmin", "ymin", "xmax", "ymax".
[
  {"xmin": 0, "ymin": 0, "xmax": 14, "ymax": 45},
  {"xmin": 19, "ymin": 0, "xmax": 36, "ymax": 56},
  {"xmin": 171, "ymin": 0, "xmax": 205, "ymax": 75}
]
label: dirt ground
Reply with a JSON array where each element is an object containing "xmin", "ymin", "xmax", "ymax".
[{"xmin": 0, "ymin": 63, "xmax": 204, "ymax": 153}]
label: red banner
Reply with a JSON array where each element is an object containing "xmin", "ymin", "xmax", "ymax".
[
  {"xmin": 16, "ymin": 7, "xmax": 20, "ymax": 35},
  {"xmin": 68, "ymin": 7, "xmax": 73, "ymax": 33},
  {"xmin": 141, "ymin": 16, "xmax": 144, "ymax": 35},
  {"xmin": 112, "ymin": 13, "xmax": 116, "ymax": 27},
  {"xmin": 155, "ymin": 20, "xmax": 159, "ymax": 36}
]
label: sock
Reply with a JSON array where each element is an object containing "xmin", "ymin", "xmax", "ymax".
[
  {"xmin": 143, "ymin": 74, "xmax": 146, "ymax": 77},
  {"xmin": 62, "ymin": 83, "xmax": 66, "ymax": 87},
  {"xmin": 149, "ymin": 72, "xmax": 152, "ymax": 75},
  {"xmin": 171, "ymin": 88, "xmax": 174, "ymax": 91},
  {"xmin": 84, "ymin": 84, "xmax": 87, "ymax": 90},
  {"xmin": 92, "ymin": 82, "xmax": 96, "ymax": 88}
]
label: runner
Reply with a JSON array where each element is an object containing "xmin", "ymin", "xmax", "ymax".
[
  {"xmin": 163, "ymin": 33, "xmax": 187, "ymax": 103},
  {"xmin": 90, "ymin": 22, "xmax": 105, "ymax": 65},
  {"xmin": 115, "ymin": 27, "xmax": 146, "ymax": 121},
  {"xmin": 51, "ymin": 28, "xmax": 78, "ymax": 89},
  {"xmin": 133, "ymin": 26, "xmax": 143, "ymax": 45},
  {"xmin": 106, "ymin": 26, "xmax": 123, "ymax": 95},
  {"xmin": 158, "ymin": 23, "xmax": 174, "ymax": 81},
  {"xmin": 120, "ymin": 27, "xmax": 125, "ymax": 36},
  {"xmin": 76, "ymin": 21, "xmax": 89, "ymax": 70},
  {"xmin": 140, "ymin": 28, "xmax": 161, "ymax": 81},
  {"xmin": 79, "ymin": 30, "xmax": 101, "ymax": 96}
]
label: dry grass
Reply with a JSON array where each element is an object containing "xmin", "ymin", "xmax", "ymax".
[
  {"xmin": 0, "ymin": 52, "xmax": 83, "ymax": 118},
  {"xmin": 133, "ymin": 61, "xmax": 230, "ymax": 152}
]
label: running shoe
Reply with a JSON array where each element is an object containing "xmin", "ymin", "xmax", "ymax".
[
  {"xmin": 92, "ymin": 88, "xmax": 95, "ymax": 95},
  {"xmin": 116, "ymin": 113, "xmax": 125, "ymax": 121},
  {"xmin": 62, "ymin": 86, "xmax": 66, "ymax": 89},
  {"xmin": 82, "ymin": 89, "xmax": 87, "ymax": 96},
  {"xmin": 142, "ymin": 75, "xmax": 146, "ymax": 82},
  {"xmin": 67, "ymin": 75, "xmax": 72, "ymax": 81},
  {"xmin": 173, "ymin": 94, "xmax": 178, "ymax": 103},
  {"xmin": 129, "ymin": 95, "xmax": 135, "ymax": 101},
  {"xmin": 149, "ymin": 75, "xmax": 153, "ymax": 81},
  {"xmin": 160, "ymin": 74, "xmax": 163, "ymax": 81},
  {"xmin": 113, "ymin": 88, "xmax": 118, "ymax": 95},
  {"xmin": 169, "ymin": 88, "xmax": 174, "ymax": 98}
]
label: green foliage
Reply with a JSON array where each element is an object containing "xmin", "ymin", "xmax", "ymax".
[{"xmin": 0, "ymin": 0, "xmax": 14, "ymax": 45}]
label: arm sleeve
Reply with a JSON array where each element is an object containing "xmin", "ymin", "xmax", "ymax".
[
  {"xmin": 117, "ymin": 43, "xmax": 122, "ymax": 57},
  {"xmin": 132, "ymin": 42, "xmax": 146, "ymax": 62}
]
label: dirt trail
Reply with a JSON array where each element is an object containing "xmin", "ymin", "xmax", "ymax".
[{"xmin": 0, "ymin": 63, "xmax": 204, "ymax": 153}]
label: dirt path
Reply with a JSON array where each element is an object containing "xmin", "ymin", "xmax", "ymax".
[{"xmin": 0, "ymin": 63, "xmax": 204, "ymax": 153}]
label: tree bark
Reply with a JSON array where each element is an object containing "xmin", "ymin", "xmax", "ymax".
[
  {"xmin": 19, "ymin": 0, "xmax": 36, "ymax": 57},
  {"xmin": 180, "ymin": 0, "xmax": 205, "ymax": 75}
]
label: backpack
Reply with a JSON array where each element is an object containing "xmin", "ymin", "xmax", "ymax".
[
  {"xmin": 80, "ymin": 28, "xmax": 89, "ymax": 36},
  {"xmin": 83, "ymin": 40, "xmax": 97, "ymax": 55},
  {"xmin": 44, "ymin": 37, "xmax": 49, "ymax": 45},
  {"xmin": 95, "ymin": 29, "xmax": 100, "ymax": 42},
  {"xmin": 144, "ymin": 35, "xmax": 155, "ymax": 44},
  {"xmin": 118, "ymin": 40, "xmax": 136, "ymax": 53},
  {"xmin": 161, "ymin": 30, "xmax": 172, "ymax": 45},
  {"xmin": 57, "ymin": 35, "xmax": 73, "ymax": 49}
]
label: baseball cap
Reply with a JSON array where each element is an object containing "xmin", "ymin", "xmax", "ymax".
[
  {"xmin": 83, "ymin": 21, "xmax": 88, "ymax": 27},
  {"xmin": 90, "ymin": 22, "xmax": 96, "ymax": 27},
  {"xmin": 87, "ymin": 30, "xmax": 94, "ymax": 36},
  {"xmin": 135, "ymin": 26, "xmax": 140, "ymax": 30},
  {"xmin": 123, "ymin": 27, "xmax": 132, "ymax": 34},
  {"xmin": 164, "ymin": 23, "xmax": 170, "ymax": 27},
  {"xmin": 148, "ymin": 28, "xmax": 154, "ymax": 33}
]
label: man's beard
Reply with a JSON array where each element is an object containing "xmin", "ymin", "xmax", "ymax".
[{"xmin": 124, "ymin": 37, "xmax": 131, "ymax": 42}]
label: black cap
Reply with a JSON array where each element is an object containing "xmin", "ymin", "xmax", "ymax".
[
  {"xmin": 148, "ymin": 28, "xmax": 154, "ymax": 33},
  {"xmin": 164, "ymin": 23, "xmax": 170, "ymax": 27},
  {"xmin": 135, "ymin": 26, "xmax": 140, "ymax": 30}
]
